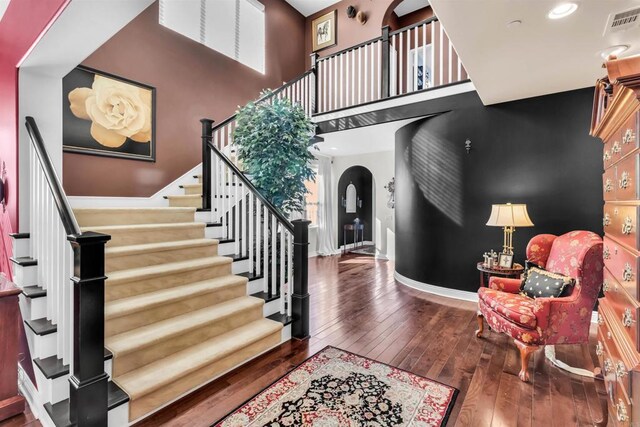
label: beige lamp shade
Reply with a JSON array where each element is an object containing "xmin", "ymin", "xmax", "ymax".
[{"xmin": 486, "ymin": 203, "xmax": 534, "ymax": 227}]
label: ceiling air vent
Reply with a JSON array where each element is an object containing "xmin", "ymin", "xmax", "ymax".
[{"xmin": 604, "ymin": 7, "xmax": 640, "ymax": 35}]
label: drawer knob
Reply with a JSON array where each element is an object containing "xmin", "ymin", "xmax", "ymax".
[
  {"xmin": 604, "ymin": 247, "xmax": 611, "ymax": 259},
  {"xmin": 605, "ymin": 178, "xmax": 614, "ymax": 193},
  {"xmin": 623, "ymin": 263, "xmax": 634, "ymax": 282},
  {"xmin": 623, "ymin": 216, "xmax": 634, "ymax": 235},
  {"xmin": 613, "ymin": 140, "xmax": 622, "ymax": 154},
  {"xmin": 604, "ymin": 213, "xmax": 612, "ymax": 227},
  {"xmin": 598, "ymin": 314, "xmax": 605, "ymax": 326},
  {"xmin": 603, "ymin": 280, "xmax": 610, "ymax": 292},
  {"xmin": 616, "ymin": 361, "xmax": 628, "ymax": 378},
  {"xmin": 617, "ymin": 399, "xmax": 629, "ymax": 422},
  {"xmin": 604, "ymin": 150, "xmax": 612, "ymax": 162},
  {"xmin": 624, "ymin": 128, "xmax": 635, "ymax": 145},
  {"xmin": 596, "ymin": 341, "xmax": 603, "ymax": 357},
  {"xmin": 619, "ymin": 171, "xmax": 631, "ymax": 189},
  {"xmin": 604, "ymin": 358, "xmax": 613, "ymax": 374},
  {"xmin": 622, "ymin": 308, "xmax": 636, "ymax": 328}
]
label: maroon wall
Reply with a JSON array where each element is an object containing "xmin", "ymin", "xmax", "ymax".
[{"xmin": 63, "ymin": 0, "xmax": 305, "ymax": 197}]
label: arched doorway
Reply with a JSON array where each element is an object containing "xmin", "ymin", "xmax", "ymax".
[{"xmin": 337, "ymin": 166, "xmax": 374, "ymax": 250}]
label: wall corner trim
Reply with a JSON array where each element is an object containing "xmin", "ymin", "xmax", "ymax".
[{"xmin": 393, "ymin": 270, "xmax": 599, "ymax": 324}]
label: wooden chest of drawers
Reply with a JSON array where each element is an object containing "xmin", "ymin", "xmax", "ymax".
[{"xmin": 591, "ymin": 57, "xmax": 640, "ymax": 426}]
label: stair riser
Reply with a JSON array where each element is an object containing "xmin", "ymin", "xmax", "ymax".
[
  {"xmin": 106, "ymin": 262, "xmax": 232, "ymax": 302},
  {"xmin": 106, "ymin": 226, "xmax": 205, "ymax": 247},
  {"xmin": 112, "ymin": 305, "xmax": 264, "ymax": 377},
  {"xmin": 106, "ymin": 244, "xmax": 218, "ymax": 272},
  {"xmin": 19, "ymin": 294, "xmax": 46, "ymax": 321},
  {"xmin": 11, "ymin": 237, "xmax": 30, "ymax": 258},
  {"xmin": 217, "ymin": 241, "xmax": 238, "ymax": 256},
  {"xmin": 12, "ymin": 264, "xmax": 37, "ymax": 287},
  {"xmin": 128, "ymin": 331, "xmax": 281, "ymax": 422},
  {"xmin": 24, "ymin": 328, "xmax": 56, "ymax": 359},
  {"xmin": 247, "ymin": 278, "xmax": 264, "ymax": 295},
  {"xmin": 263, "ymin": 298, "xmax": 281, "ymax": 317},
  {"xmin": 168, "ymin": 197, "xmax": 202, "ymax": 209},
  {"xmin": 205, "ymin": 226, "xmax": 227, "ymax": 239},
  {"xmin": 105, "ymin": 282, "xmax": 246, "ymax": 337},
  {"xmin": 34, "ymin": 358, "xmax": 113, "ymax": 406},
  {"xmin": 182, "ymin": 186, "xmax": 202, "ymax": 195},
  {"xmin": 232, "ymin": 259, "xmax": 251, "ymax": 274},
  {"xmin": 75, "ymin": 210, "xmax": 195, "ymax": 227}
]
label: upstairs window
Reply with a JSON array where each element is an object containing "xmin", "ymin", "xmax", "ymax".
[{"xmin": 159, "ymin": 0, "xmax": 265, "ymax": 74}]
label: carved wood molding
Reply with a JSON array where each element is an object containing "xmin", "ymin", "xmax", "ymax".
[{"xmin": 591, "ymin": 85, "xmax": 639, "ymax": 141}]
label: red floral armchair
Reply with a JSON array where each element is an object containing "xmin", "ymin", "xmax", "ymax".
[{"xmin": 476, "ymin": 231, "xmax": 603, "ymax": 382}]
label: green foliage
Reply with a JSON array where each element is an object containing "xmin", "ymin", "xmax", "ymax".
[{"xmin": 233, "ymin": 91, "xmax": 316, "ymax": 215}]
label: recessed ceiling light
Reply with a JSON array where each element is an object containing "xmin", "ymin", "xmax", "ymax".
[
  {"xmin": 547, "ymin": 3, "xmax": 578, "ymax": 20},
  {"xmin": 601, "ymin": 44, "xmax": 630, "ymax": 59},
  {"xmin": 330, "ymin": 147, "xmax": 338, "ymax": 150}
]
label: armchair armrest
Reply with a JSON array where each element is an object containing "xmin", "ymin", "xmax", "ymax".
[{"xmin": 488, "ymin": 276, "xmax": 522, "ymax": 293}]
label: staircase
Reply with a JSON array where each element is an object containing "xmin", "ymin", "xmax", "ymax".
[{"xmin": 75, "ymin": 202, "xmax": 287, "ymax": 421}]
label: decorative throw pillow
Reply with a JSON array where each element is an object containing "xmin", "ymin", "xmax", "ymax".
[{"xmin": 520, "ymin": 267, "xmax": 575, "ymax": 299}]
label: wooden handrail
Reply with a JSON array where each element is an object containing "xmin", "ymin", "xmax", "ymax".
[
  {"xmin": 316, "ymin": 35, "xmax": 384, "ymax": 62},
  {"xmin": 25, "ymin": 117, "xmax": 81, "ymax": 236},
  {"xmin": 206, "ymin": 137, "xmax": 294, "ymax": 234}
]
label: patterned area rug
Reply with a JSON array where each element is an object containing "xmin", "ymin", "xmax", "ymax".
[{"xmin": 215, "ymin": 346, "xmax": 458, "ymax": 426}]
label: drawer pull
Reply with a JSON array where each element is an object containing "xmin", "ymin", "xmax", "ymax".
[
  {"xmin": 605, "ymin": 178, "xmax": 613, "ymax": 193},
  {"xmin": 596, "ymin": 341, "xmax": 603, "ymax": 357},
  {"xmin": 604, "ymin": 358, "xmax": 613, "ymax": 374},
  {"xmin": 613, "ymin": 140, "xmax": 622, "ymax": 154},
  {"xmin": 623, "ymin": 128, "xmax": 635, "ymax": 145},
  {"xmin": 604, "ymin": 246, "xmax": 611, "ymax": 259},
  {"xmin": 619, "ymin": 170, "xmax": 630, "ymax": 189},
  {"xmin": 616, "ymin": 361, "xmax": 628, "ymax": 378},
  {"xmin": 604, "ymin": 150, "xmax": 612, "ymax": 162},
  {"xmin": 617, "ymin": 399, "xmax": 629, "ymax": 422},
  {"xmin": 603, "ymin": 280, "xmax": 610, "ymax": 292},
  {"xmin": 622, "ymin": 308, "xmax": 636, "ymax": 327},
  {"xmin": 623, "ymin": 216, "xmax": 634, "ymax": 235},
  {"xmin": 623, "ymin": 263, "xmax": 634, "ymax": 282},
  {"xmin": 604, "ymin": 213, "xmax": 612, "ymax": 227}
]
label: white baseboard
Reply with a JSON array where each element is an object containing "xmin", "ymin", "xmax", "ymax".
[
  {"xmin": 69, "ymin": 164, "xmax": 202, "ymax": 208},
  {"xmin": 394, "ymin": 270, "xmax": 599, "ymax": 324}
]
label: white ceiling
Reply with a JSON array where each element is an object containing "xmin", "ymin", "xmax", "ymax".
[
  {"xmin": 314, "ymin": 118, "xmax": 423, "ymax": 157},
  {"xmin": 429, "ymin": 0, "xmax": 640, "ymax": 105},
  {"xmin": 0, "ymin": 0, "xmax": 10, "ymax": 24},
  {"xmin": 284, "ymin": 0, "xmax": 340, "ymax": 17},
  {"xmin": 394, "ymin": 0, "xmax": 429, "ymax": 18}
]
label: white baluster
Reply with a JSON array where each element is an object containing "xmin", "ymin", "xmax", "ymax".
[
  {"xmin": 271, "ymin": 214, "xmax": 277, "ymax": 296},
  {"xmin": 358, "ymin": 47, "xmax": 362, "ymax": 104},
  {"xmin": 234, "ymin": 172, "xmax": 240, "ymax": 256},
  {"xmin": 345, "ymin": 51, "xmax": 350, "ymax": 108},
  {"xmin": 280, "ymin": 226, "xmax": 285, "ymax": 314},
  {"xmin": 256, "ymin": 199, "xmax": 262, "ymax": 277},
  {"xmin": 422, "ymin": 23, "xmax": 427, "ymax": 88},
  {"xmin": 399, "ymin": 31, "xmax": 404, "ymax": 95},
  {"xmin": 241, "ymin": 184, "xmax": 247, "ymax": 257},
  {"xmin": 438, "ymin": 21, "xmax": 444, "ymax": 86},
  {"xmin": 414, "ymin": 27, "xmax": 418, "ymax": 92},
  {"xmin": 377, "ymin": 41, "xmax": 382, "ymax": 100},
  {"xmin": 248, "ymin": 191, "xmax": 254, "ymax": 272},
  {"xmin": 431, "ymin": 22, "xmax": 437, "ymax": 87},
  {"xmin": 263, "ymin": 207, "xmax": 268, "ymax": 292},
  {"xmin": 287, "ymin": 231, "xmax": 293, "ymax": 317}
]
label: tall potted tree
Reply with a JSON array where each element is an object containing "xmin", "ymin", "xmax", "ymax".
[{"xmin": 233, "ymin": 92, "xmax": 316, "ymax": 216}]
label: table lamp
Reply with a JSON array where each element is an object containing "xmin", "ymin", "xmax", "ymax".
[{"xmin": 486, "ymin": 203, "xmax": 534, "ymax": 255}]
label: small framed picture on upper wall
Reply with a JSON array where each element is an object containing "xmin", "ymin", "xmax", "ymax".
[
  {"xmin": 62, "ymin": 66, "xmax": 156, "ymax": 162},
  {"xmin": 312, "ymin": 10, "xmax": 337, "ymax": 52}
]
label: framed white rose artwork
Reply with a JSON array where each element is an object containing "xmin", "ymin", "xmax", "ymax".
[{"xmin": 63, "ymin": 66, "xmax": 156, "ymax": 162}]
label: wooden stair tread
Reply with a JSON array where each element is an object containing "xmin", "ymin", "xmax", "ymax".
[
  {"xmin": 105, "ymin": 238, "xmax": 217, "ymax": 257},
  {"xmin": 113, "ymin": 318, "xmax": 282, "ymax": 400},
  {"xmin": 105, "ymin": 275, "xmax": 248, "ymax": 320},
  {"xmin": 180, "ymin": 183, "xmax": 202, "ymax": 189},
  {"xmin": 74, "ymin": 207, "xmax": 196, "ymax": 213},
  {"xmin": 105, "ymin": 296, "xmax": 263, "ymax": 357},
  {"xmin": 164, "ymin": 194, "xmax": 201, "ymax": 199},
  {"xmin": 106, "ymin": 257, "xmax": 232, "ymax": 285},
  {"xmin": 25, "ymin": 318, "xmax": 56, "ymax": 335},
  {"xmin": 22, "ymin": 285, "xmax": 46, "ymax": 299}
]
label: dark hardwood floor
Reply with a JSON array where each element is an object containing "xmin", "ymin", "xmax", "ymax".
[
  {"xmin": 136, "ymin": 254, "xmax": 607, "ymax": 427},
  {"xmin": 1, "ymin": 254, "xmax": 607, "ymax": 426}
]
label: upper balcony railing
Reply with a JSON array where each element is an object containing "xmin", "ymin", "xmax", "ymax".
[{"xmin": 313, "ymin": 17, "xmax": 468, "ymax": 115}]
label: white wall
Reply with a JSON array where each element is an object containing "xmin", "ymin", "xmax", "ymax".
[{"xmin": 332, "ymin": 151, "xmax": 395, "ymax": 260}]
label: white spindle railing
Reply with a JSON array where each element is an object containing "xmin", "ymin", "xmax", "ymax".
[{"xmin": 29, "ymin": 133, "xmax": 75, "ymax": 368}]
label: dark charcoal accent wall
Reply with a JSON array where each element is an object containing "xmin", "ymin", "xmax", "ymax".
[
  {"xmin": 338, "ymin": 166, "xmax": 373, "ymax": 246},
  {"xmin": 395, "ymin": 88, "xmax": 602, "ymax": 293}
]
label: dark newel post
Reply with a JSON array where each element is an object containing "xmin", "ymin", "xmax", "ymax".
[
  {"xmin": 200, "ymin": 119, "xmax": 214, "ymax": 211},
  {"xmin": 67, "ymin": 231, "xmax": 110, "ymax": 427},
  {"xmin": 310, "ymin": 53, "xmax": 319, "ymax": 115},
  {"xmin": 291, "ymin": 219, "xmax": 310, "ymax": 339},
  {"xmin": 381, "ymin": 26, "xmax": 391, "ymax": 99}
]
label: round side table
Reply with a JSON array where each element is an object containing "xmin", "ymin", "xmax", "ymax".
[{"xmin": 476, "ymin": 262, "xmax": 524, "ymax": 288}]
